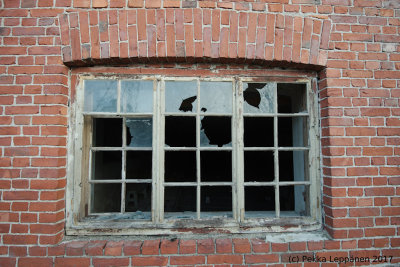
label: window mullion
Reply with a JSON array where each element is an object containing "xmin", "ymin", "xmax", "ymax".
[
  {"xmin": 155, "ymin": 79, "xmax": 163, "ymax": 223},
  {"xmin": 196, "ymin": 79, "xmax": 201, "ymax": 220},
  {"xmin": 235, "ymin": 78, "xmax": 245, "ymax": 222},
  {"xmin": 273, "ymin": 82, "xmax": 280, "ymax": 218},
  {"xmin": 121, "ymin": 116, "xmax": 126, "ymax": 213}
]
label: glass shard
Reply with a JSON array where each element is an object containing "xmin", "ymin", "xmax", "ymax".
[
  {"xmin": 200, "ymin": 116, "xmax": 231, "ymax": 147},
  {"xmin": 165, "ymin": 81, "xmax": 197, "ymax": 113},
  {"xmin": 84, "ymin": 80, "xmax": 117, "ymax": 113},
  {"xmin": 121, "ymin": 81, "xmax": 153, "ymax": 113},
  {"xmin": 200, "ymin": 81, "xmax": 232, "ymax": 113},
  {"xmin": 243, "ymin": 82, "xmax": 275, "ymax": 114},
  {"xmin": 126, "ymin": 118, "xmax": 152, "ymax": 147}
]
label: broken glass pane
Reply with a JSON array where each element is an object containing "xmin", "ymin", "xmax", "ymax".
[
  {"xmin": 91, "ymin": 183, "xmax": 121, "ymax": 213},
  {"xmin": 278, "ymin": 117, "xmax": 308, "ymax": 147},
  {"xmin": 121, "ymin": 81, "xmax": 153, "ymax": 113},
  {"xmin": 201, "ymin": 152, "xmax": 231, "ymax": 182},
  {"xmin": 244, "ymin": 117, "xmax": 273, "ymax": 147},
  {"xmin": 84, "ymin": 80, "xmax": 117, "ymax": 112},
  {"xmin": 279, "ymin": 151, "xmax": 308, "ymax": 182},
  {"xmin": 243, "ymin": 82, "xmax": 275, "ymax": 114},
  {"xmin": 125, "ymin": 183, "xmax": 151, "ymax": 214},
  {"xmin": 164, "ymin": 187, "xmax": 196, "ymax": 214},
  {"xmin": 93, "ymin": 118, "xmax": 122, "ymax": 147},
  {"xmin": 200, "ymin": 116, "xmax": 231, "ymax": 147},
  {"xmin": 92, "ymin": 151, "xmax": 122, "ymax": 180},
  {"xmin": 126, "ymin": 118, "xmax": 152, "ymax": 147},
  {"xmin": 165, "ymin": 81, "xmax": 197, "ymax": 113},
  {"xmin": 165, "ymin": 151, "xmax": 196, "ymax": 182},
  {"xmin": 165, "ymin": 116, "xmax": 196, "ymax": 147},
  {"xmin": 126, "ymin": 151, "xmax": 152, "ymax": 180},
  {"xmin": 280, "ymin": 185, "xmax": 309, "ymax": 216},
  {"xmin": 201, "ymin": 186, "xmax": 232, "ymax": 212},
  {"xmin": 245, "ymin": 186, "xmax": 275, "ymax": 215},
  {"xmin": 200, "ymin": 81, "xmax": 232, "ymax": 114},
  {"xmin": 244, "ymin": 151, "xmax": 274, "ymax": 182},
  {"xmin": 278, "ymin": 83, "xmax": 307, "ymax": 113}
]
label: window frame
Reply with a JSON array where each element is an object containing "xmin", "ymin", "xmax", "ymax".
[{"xmin": 66, "ymin": 73, "xmax": 322, "ymax": 236}]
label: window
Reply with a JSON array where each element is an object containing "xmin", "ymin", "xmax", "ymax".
[{"xmin": 67, "ymin": 72, "xmax": 321, "ymax": 235}]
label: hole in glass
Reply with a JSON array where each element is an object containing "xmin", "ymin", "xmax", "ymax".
[
  {"xmin": 201, "ymin": 186, "xmax": 232, "ymax": 212},
  {"xmin": 244, "ymin": 117, "xmax": 274, "ymax": 147},
  {"xmin": 200, "ymin": 116, "xmax": 231, "ymax": 147},
  {"xmin": 244, "ymin": 151, "xmax": 274, "ymax": 182},
  {"xmin": 243, "ymin": 82, "xmax": 275, "ymax": 114},
  {"xmin": 164, "ymin": 186, "xmax": 196, "ymax": 215},
  {"xmin": 92, "ymin": 151, "xmax": 122, "ymax": 180},
  {"xmin": 245, "ymin": 186, "xmax": 275, "ymax": 217},
  {"xmin": 165, "ymin": 151, "xmax": 196, "ymax": 182},
  {"xmin": 165, "ymin": 116, "xmax": 196, "ymax": 147},
  {"xmin": 126, "ymin": 151, "xmax": 152, "ymax": 180},
  {"xmin": 280, "ymin": 185, "xmax": 309, "ymax": 216},
  {"xmin": 91, "ymin": 183, "xmax": 121, "ymax": 213},
  {"xmin": 201, "ymin": 151, "xmax": 232, "ymax": 182},
  {"xmin": 125, "ymin": 183, "xmax": 151, "ymax": 214},
  {"xmin": 277, "ymin": 83, "xmax": 306, "ymax": 113},
  {"xmin": 165, "ymin": 81, "xmax": 197, "ymax": 113},
  {"xmin": 93, "ymin": 118, "xmax": 122, "ymax": 147}
]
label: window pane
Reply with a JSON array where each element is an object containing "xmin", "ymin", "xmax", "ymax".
[
  {"xmin": 165, "ymin": 151, "xmax": 196, "ymax": 182},
  {"xmin": 92, "ymin": 151, "xmax": 122, "ymax": 180},
  {"xmin": 243, "ymin": 82, "xmax": 275, "ymax": 114},
  {"xmin": 201, "ymin": 186, "xmax": 232, "ymax": 213},
  {"xmin": 165, "ymin": 81, "xmax": 197, "ymax": 113},
  {"xmin": 200, "ymin": 81, "xmax": 232, "ymax": 113},
  {"xmin": 245, "ymin": 186, "xmax": 275, "ymax": 217},
  {"xmin": 164, "ymin": 187, "xmax": 196, "ymax": 215},
  {"xmin": 93, "ymin": 118, "xmax": 122, "ymax": 147},
  {"xmin": 244, "ymin": 117, "xmax": 274, "ymax": 147},
  {"xmin": 125, "ymin": 183, "xmax": 151, "ymax": 215},
  {"xmin": 91, "ymin": 183, "xmax": 121, "ymax": 213},
  {"xmin": 200, "ymin": 116, "xmax": 231, "ymax": 147},
  {"xmin": 201, "ymin": 151, "xmax": 231, "ymax": 182},
  {"xmin": 126, "ymin": 151, "xmax": 152, "ymax": 180},
  {"xmin": 165, "ymin": 116, "xmax": 196, "ymax": 147},
  {"xmin": 121, "ymin": 81, "xmax": 153, "ymax": 113},
  {"xmin": 280, "ymin": 185, "xmax": 309, "ymax": 216},
  {"xmin": 278, "ymin": 117, "xmax": 308, "ymax": 147},
  {"xmin": 279, "ymin": 151, "xmax": 308, "ymax": 182},
  {"xmin": 277, "ymin": 83, "xmax": 307, "ymax": 113},
  {"xmin": 244, "ymin": 151, "xmax": 274, "ymax": 182},
  {"xmin": 126, "ymin": 118, "xmax": 152, "ymax": 147},
  {"xmin": 84, "ymin": 80, "xmax": 117, "ymax": 112}
]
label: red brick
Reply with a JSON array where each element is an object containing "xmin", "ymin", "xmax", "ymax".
[
  {"xmin": 160, "ymin": 239, "xmax": 178, "ymax": 254},
  {"xmin": 198, "ymin": 239, "xmax": 214, "ymax": 254},
  {"xmin": 131, "ymin": 256, "xmax": 167, "ymax": 266},
  {"xmin": 170, "ymin": 255, "xmax": 205, "ymax": 265},
  {"xmin": 245, "ymin": 254, "xmax": 280, "ymax": 264},
  {"xmin": 55, "ymin": 258, "xmax": 90, "ymax": 267},
  {"xmin": 142, "ymin": 240, "xmax": 160, "ymax": 255},
  {"xmin": 179, "ymin": 239, "xmax": 196, "ymax": 254},
  {"xmin": 208, "ymin": 254, "xmax": 243, "ymax": 264}
]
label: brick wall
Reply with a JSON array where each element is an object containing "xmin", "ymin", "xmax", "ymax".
[{"xmin": 0, "ymin": 0, "xmax": 399, "ymax": 266}]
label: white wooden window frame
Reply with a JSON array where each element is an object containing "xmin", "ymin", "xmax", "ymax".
[{"xmin": 66, "ymin": 74, "xmax": 321, "ymax": 235}]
